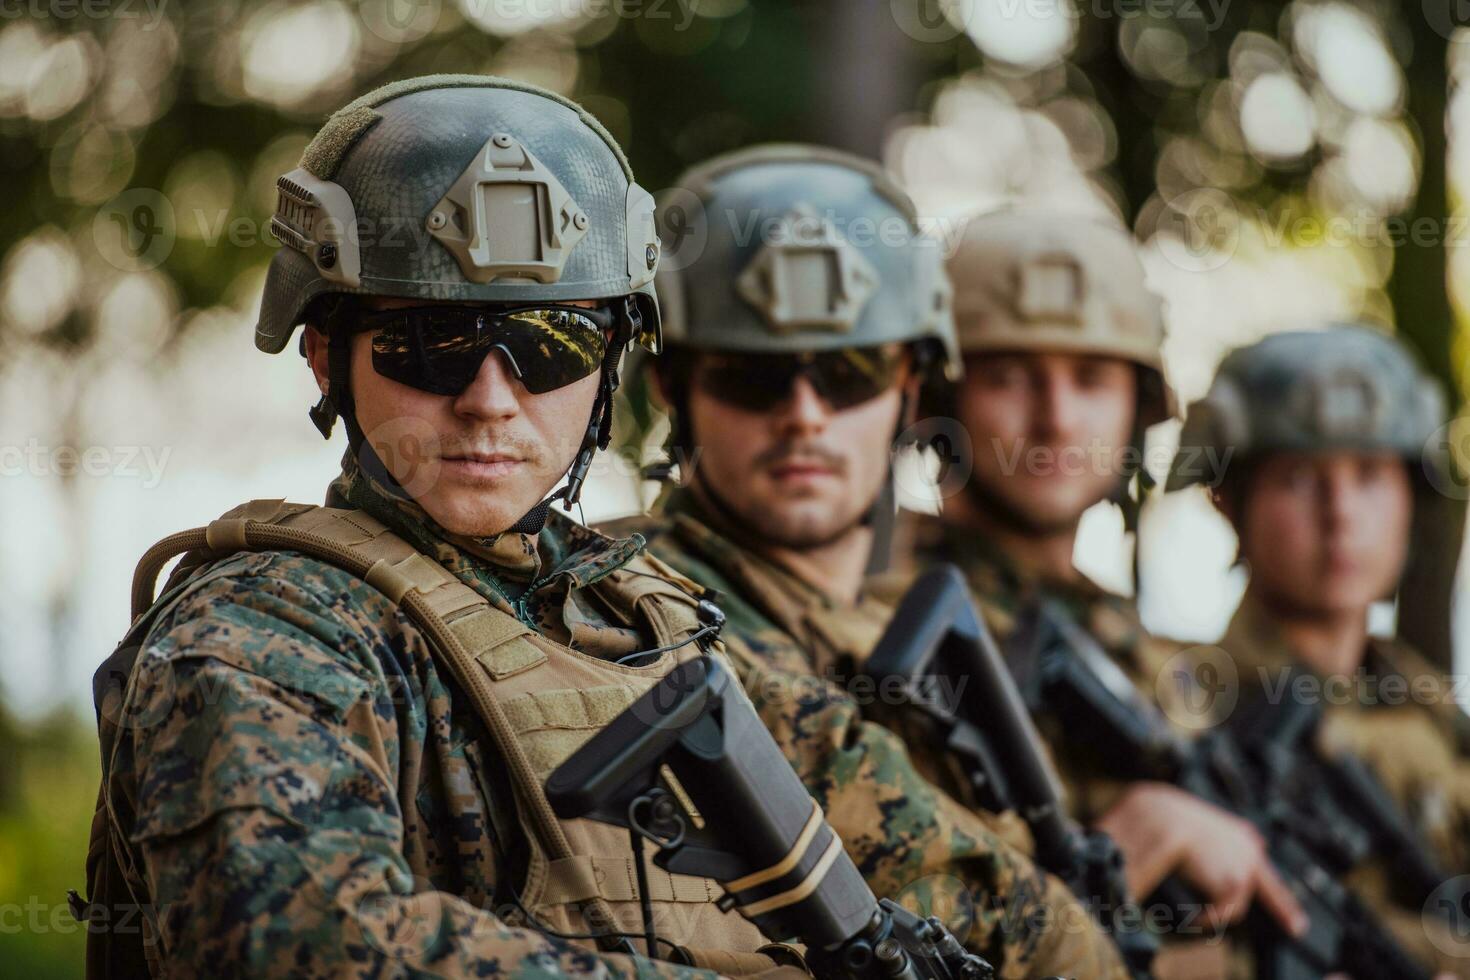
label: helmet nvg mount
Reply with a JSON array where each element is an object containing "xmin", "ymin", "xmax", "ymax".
[
  {"xmin": 1166, "ymin": 323, "xmax": 1449, "ymax": 493},
  {"xmin": 255, "ymin": 74, "xmax": 663, "ymax": 525}
]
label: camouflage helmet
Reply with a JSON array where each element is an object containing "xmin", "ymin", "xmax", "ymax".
[
  {"xmin": 653, "ymin": 144, "xmax": 958, "ymax": 378},
  {"xmin": 256, "ymin": 73, "xmax": 661, "ymax": 356},
  {"xmin": 946, "ymin": 205, "xmax": 1175, "ymax": 428},
  {"xmin": 1166, "ymin": 323, "xmax": 1448, "ymax": 492}
]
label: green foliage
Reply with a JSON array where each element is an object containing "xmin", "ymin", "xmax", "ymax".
[{"xmin": 0, "ymin": 706, "xmax": 98, "ymax": 978}]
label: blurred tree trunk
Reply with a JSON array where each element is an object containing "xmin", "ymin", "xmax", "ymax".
[
  {"xmin": 1391, "ymin": 12, "xmax": 1462, "ymax": 674},
  {"xmin": 1076, "ymin": 16, "xmax": 1154, "ymax": 218},
  {"xmin": 805, "ymin": 0, "xmax": 923, "ymax": 157}
]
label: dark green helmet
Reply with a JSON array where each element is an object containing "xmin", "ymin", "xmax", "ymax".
[
  {"xmin": 255, "ymin": 74, "xmax": 664, "ymax": 519},
  {"xmin": 256, "ymin": 73, "xmax": 661, "ymax": 356},
  {"xmin": 1166, "ymin": 323, "xmax": 1448, "ymax": 492}
]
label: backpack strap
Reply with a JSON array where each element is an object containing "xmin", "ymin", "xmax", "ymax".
[{"xmin": 127, "ymin": 499, "xmax": 631, "ymax": 950}]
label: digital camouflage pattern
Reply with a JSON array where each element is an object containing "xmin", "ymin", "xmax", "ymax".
[
  {"xmin": 601, "ymin": 488, "xmax": 1132, "ymax": 980},
  {"xmin": 1219, "ymin": 595, "xmax": 1470, "ymax": 975},
  {"xmin": 97, "ymin": 451, "xmax": 727, "ymax": 979}
]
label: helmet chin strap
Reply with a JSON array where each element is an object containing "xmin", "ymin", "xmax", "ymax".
[
  {"xmin": 509, "ymin": 298, "xmax": 634, "ymax": 534},
  {"xmin": 309, "ymin": 297, "xmax": 637, "ymax": 537}
]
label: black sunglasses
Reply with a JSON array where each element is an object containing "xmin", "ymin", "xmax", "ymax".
[
  {"xmin": 356, "ymin": 304, "xmax": 614, "ymax": 396},
  {"xmin": 692, "ymin": 345, "xmax": 909, "ymax": 412}
]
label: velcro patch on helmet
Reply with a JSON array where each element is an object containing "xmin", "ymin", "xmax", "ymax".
[
  {"xmin": 299, "ymin": 105, "xmax": 382, "ymax": 181},
  {"xmin": 426, "ymin": 132, "xmax": 590, "ymax": 285},
  {"xmin": 1301, "ymin": 365, "xmax": 1382, "ymax": 440},
  {"xmin": 735, "ymin": 203, "xmax": 879, "ymax": 334},
  {"xmin": 1014, "ymin": 253, "xmax": 1084, "ymax": 325}
]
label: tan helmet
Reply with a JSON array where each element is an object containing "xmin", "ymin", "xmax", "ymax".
[{"xmin": 945, "ymin": 205, "xmax": 1175, "ymax": 428}]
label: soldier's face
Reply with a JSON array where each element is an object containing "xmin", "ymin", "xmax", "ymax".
[
  {"xmin": 956, "ymin": 351, "xmax": 1136, "ymax": 532},
  {"xmin": 1233, "ymin": 452, "xmax": 1412, "ymax": 616},
  {"xmin": 308, "ymin": 297, "xmax": 603, "ymax": 537},
  {"xmin": 684, "ymin": 356, "xmax": 911, "ymax": 549}
]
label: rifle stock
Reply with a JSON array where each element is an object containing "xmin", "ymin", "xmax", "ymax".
[{"xmin": 546, "ymin": 653, "xmax": 1008, "ymax": 980}]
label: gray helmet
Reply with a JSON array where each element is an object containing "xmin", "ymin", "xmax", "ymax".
[
  {"xmin": 653, "ymin": 144, "xmax": 958, "ymax": 378},
  {"xmin": 257, "ymin": 73, "xmax": 661, "ymax": 356},
  {"xmin": 1166, "ymin": 323, "xmax": 1448, "ymax": 492},
  {"xmin": 257, "ymin": 74, "xmax": 663, "ymax": 518}
]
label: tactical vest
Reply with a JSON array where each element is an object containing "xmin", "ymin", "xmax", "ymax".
[{"xmin": 80, "ymin": 499, "xmax": 774, "ymax": 978}]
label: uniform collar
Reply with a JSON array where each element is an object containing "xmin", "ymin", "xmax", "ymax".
[
  {"xmin": 1220, "ymin": 591, "xmax": 1426, "ymax": 700},
  {"xmin": 657, "ymin": 486, "xmax": 895, "ymax": 676},
  {"xmin": 918, "ymin": 517, "xmax": 1110, "ymax": 610},
  {"xmin": 662, "ymin": 487, "xmax": 848, "ymax": 612}
]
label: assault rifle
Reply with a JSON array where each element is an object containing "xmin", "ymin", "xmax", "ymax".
[
  {"xmin": 1007, "ymin": 597, "xmax": 1446, "ymax": 980},
  {"xmin": 862, "ymin": 564, "xmax": 1156, "ymax": 979},
  {"xmin": 547, "ymin": 652, "xmax": 1028, "ymax": 980}
]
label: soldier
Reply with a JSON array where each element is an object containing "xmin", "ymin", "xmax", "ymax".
[
  {"xmin": 898, "ymin": 206, "xmax": 1309, "ymax": 970},
  {"xmin": 603, "ymin": 145, "xmax": 1130, "ymax": 978},
  {"xmin": 83, "ymin": 75, "xmax": 809, "ymax": 978},
  {"xmin": 1167, "ymin": 323, "xmax": 1470, "ymax": 975}
]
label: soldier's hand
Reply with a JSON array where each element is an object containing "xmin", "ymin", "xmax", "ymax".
[{"xmin": 1094, "ymin": 782, "xmax": 1310, "ymax": 937}]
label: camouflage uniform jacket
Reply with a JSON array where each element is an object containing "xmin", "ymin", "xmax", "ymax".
[
  {"xmin": 898, "ymin": 518, "xmax": 1187, "ymax": 826},
  {"xmin": 1218, "ymin": 595, "xmax": 1470, "ymax": 976},
  {"xmin": 1221, "ymin": 595, "xmax": 1470, "ymax": 873},
  {"xmin": 98, "ymin": 453, "xmax": 733, "ymax": 980},
  {"xmin": 602, "ymin": 489, "xmax": 1131, "ymax": 980}
]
